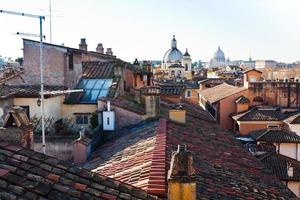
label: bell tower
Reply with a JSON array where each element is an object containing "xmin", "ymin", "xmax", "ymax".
[{"xmin": 182, "ymin": 48, "xmax": 192, "ymax": 80}]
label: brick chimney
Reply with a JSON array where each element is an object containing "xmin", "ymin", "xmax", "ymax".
[
  {"xmin": 106, "ymin": 48, "xmax": 113, "ymax": 55},
  {"xmin": 1, "ymin": 106, "xmax": 34, "ymax": 149},
  {"xmin": 73, "ymin": 127, "xmax": 92, "ymax": 164},
  {"xmin": 141, "ymin": 86, "xmax": 160, "ymax": 118},
  {"xmin": 96, "ymin": 43, "xmax": 104, "ymax": 54},
  {"xmin": 79, "ymin": 38, "xmax": 88, "ymax": 51},
  {"xmin": 169, "ymin": 104, "xmax": 186, "ymax": 124},
  {"xmin": 168, "ymin": 144, "xmax": 196, "ymax": 200}
]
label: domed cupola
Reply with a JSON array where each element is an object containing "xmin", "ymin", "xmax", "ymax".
[
  {"xmin": 213, "ymin": 46, "xmax": 225, "ymax": 62},
  {"xmin": 163, "ymin": 35, "xmax": 183, "ymax": 64}
]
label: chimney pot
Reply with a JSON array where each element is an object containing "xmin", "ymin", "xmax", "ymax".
[
  {"xmin": 140, "ymin": 87, "xmax": 160, "ymax": 118},
  {"xmin": 106, "ymin": 48, "xmax": 113, "ymax": 56},
  {"xmin": 96, "ymin": 43, "xmax": 104, "ymax": 54},
  {"xmin": 79, "ymin": 38, "xmax": 88, "ymax": 51}
]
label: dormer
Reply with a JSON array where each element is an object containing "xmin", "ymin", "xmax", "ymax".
[
  {"xmin": 243, "ymin": 69, "xmax": 262, "ymax": 88},
  {"xmin": 235, "ymin": 95, "xmax": 250, "ymax": 113}
]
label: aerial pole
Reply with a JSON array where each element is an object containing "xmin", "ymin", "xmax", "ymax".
[
  {"xmin": 49, "ymin": 0, "xmax": 52, "ymax": 43},
  {"xmin": 0, "ymin": 9, "xmax": 46, "ymax": 154}
]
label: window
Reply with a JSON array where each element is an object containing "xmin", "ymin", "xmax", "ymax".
[
  {"xmin": 69, "ymin": 53, "xmax": 74, "ymax": 70},
  {"xmin": 78, "ymin": 79, "xmax": 113, "ymax": 103},
  {"xmin": 76, "ymin": 115, "xmax": 89, "ymax": 125},
  {"xmin": 185, "ymin": 63, "xmax": 188, "ymax": 71},
  {"xmin": 171, "ymin": 70, "xmax": 175, "ymax": 77},
  {"xmin": 107, "ymin": 117, "xmax": 110, "ymax": 125},
  {"xmin": 186, "ymin": 90, "xmax": 191, "ymax": 97},
  {"xmin": 267, "ymin": 124, "xmax": 280, "ymax": 129}
]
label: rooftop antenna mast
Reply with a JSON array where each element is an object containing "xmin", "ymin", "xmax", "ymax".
[
  {"xmin": 0, "ymin": 9, "xmax": 46, "ymax": 154},
  {"xmin": 49, "ymin": 0, "xmax": 52, "ymax": 43}
]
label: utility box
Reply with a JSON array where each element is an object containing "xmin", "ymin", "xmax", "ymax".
[{"xmin": 103, "ymin": 111, "xmax": 115, "ymax": 131}]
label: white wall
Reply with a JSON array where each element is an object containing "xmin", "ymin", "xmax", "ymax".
[
  {"xmin": 278, "ymin": 143, "xmax": 298, "ymax": 160},
  {"xmin": 288, "ymin": 124, "xmax": 300, "ymax": 136}
]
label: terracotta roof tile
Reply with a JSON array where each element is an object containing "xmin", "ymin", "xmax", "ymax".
[
  {"xmin": 199, "ymin": 83, "xmax": 247, "ymax": 104},
  {"xmin": 0, "ymin": 142, "xmax": 160, "ymax": 199},
  {"xmin": 248, "ymin": 128, "xmax": 300, "ymax": 143},
  {"xmin": 100, "ymin": 96, "xmax": 146, "ymax": 115},
  {"xmin": 82, "ymin": 61, "xmax": 115, "ymax": 79},
  {"xmin": 260, "ymin": 152, "xmax": 300, "ymax": 181},
  {"xmin": 85, "ymin": 120, "xmax": 167, "ymax": 197},
  {"xmin": 233, "ymin": 106, "xmax": 289, "ymax": 121}
]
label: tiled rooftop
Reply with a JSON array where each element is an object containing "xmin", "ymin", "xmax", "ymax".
[
  {"xmin": 0, "ymin": 142, "xmax": 159, "ymax": 199},
  {"xmin": 84, "ymin": 120, "xmax": 167, "ymax": 197},
  {"xmin": 164, "ymin": 106, "xmax": 297, "ymax": 199},
  {"xmin": 82, "ymin": 61, "xmax": 115, "ymax": 79},
  {"xmin": 199, "ymin": 83, "xmax": 247, "ymax": 104},
  {"xmin": 100, "ymin": 97, "xmax": 146, "ymax": 115},
  {"xmin": 0, "ymin": 67, "xmax": 24, "ymax": 85},
  {"xmin": 0, "ymin": 85, "xmax": 65, "ymax": 99},
  {"xmin": 159, "ymin": 85, "xmax": 185, "ymax": 96},
  {"xmin": 85, "ymin": 99, "xmax": 297, "ymax": 199},
  {"xmin": 235, "ymin": 95, "xmax": 250, "ymax": 104},
  {"xmin": 232, "ymin": 106, "xmax": 289, "ymax": 121},
  {"xmin": 248, "ymin": 128, "xmax": 300, "ymax": 143},
  {"xmin": 260, "ymin": 152, "xmax": 300, "ymax": 181}
]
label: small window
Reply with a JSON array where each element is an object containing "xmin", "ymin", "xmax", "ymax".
[
  {"xmin": 76, "ymin": 115, "xmax": 89, "ymax": 125},
  {"xmin": 187, "ymin": 90, "xmax": 191, "ymax": 97},
  {"xmin": 185, "ymin": 64, "xmax": 188, "ymax": 71},
  {"xmin": 267, "ymin": 124, "xmax": 280, "ymax": 129},
  {"xmin": 69, "ymin": 53, "xmax": 74, "ymax": 70},
  {"xmin": 107, "ymin": 117, "xmax": 110, "ymax": 125}
]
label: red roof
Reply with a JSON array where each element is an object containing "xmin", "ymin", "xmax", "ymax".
[{"xmin": 84, "ymin": 119, "xmax": 167, "ymax": 197}]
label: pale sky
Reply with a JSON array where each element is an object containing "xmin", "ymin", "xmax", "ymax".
[{"xmin": 1, "ymin": 0, "xmax": 300, "ymax": 63}]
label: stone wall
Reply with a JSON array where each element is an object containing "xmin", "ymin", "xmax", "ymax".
[
  {"xmin": 248, "ymin": 82, "xmax": 300, "ymax": 108},
  {"xmin": 34, "ymin": 137, "xmax": 75, "ymax": 161}
]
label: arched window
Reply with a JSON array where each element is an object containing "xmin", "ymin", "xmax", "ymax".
[
  {"xmin": 171, "ymin": 70, "xmax": 175, "ymax": 77},
  {"xmin": 185, "ymin": 63, "xmax": 188, "ymax": 71}
]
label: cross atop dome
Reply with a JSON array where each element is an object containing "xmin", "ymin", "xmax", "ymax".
[{"xmin": 171, "ymin": 35, "xmax": 177, "ymax": 49}]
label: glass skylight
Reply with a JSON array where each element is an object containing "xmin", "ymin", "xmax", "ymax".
[{"xmin": 78, "ymin": 78, "xmax": 113, "ymax": 103}]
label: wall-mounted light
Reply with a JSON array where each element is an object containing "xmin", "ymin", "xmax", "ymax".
[{"xmin": 37, "ymin": 99, "xmax": 41, "ymax": 106}]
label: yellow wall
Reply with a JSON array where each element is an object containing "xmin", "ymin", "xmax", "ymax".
[
  {"xmin": 184, "ymin": 71, "xmax": 192, "ymax": 80},
  {"xmin": 237, "ymin": 103, "xmax": 249, "ymax": 113},
  {"xmin": 168, "ymin": 181, "xmax": 196, "ymax": 200},
  {"xmin": 288, "ymin": 181, "xmax": 300, "ymax": 197},
  {"xmin": 62, "ymin": 104, "xmax": 97, "ymax": 119},
  {"xmin": 238, "ymin": 121, "xmax": 283, "ymax": 135},
  {"xmin": 13, "ymin": 96, "xmax": 63, "ymax": 120},
  {"xmin": 169, "ymin": 110, "xmax": 186, "ymax": 124}
]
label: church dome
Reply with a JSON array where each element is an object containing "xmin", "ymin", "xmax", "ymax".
[
  {"xmin": 213, "ymin": 46, "xmax": 225, "ymax": 62},
  {"xmin": 163, "ymin": 35, "xmax": 183, "ymax": 63}
]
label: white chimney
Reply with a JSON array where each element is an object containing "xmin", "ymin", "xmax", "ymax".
[{"xmin": 107, "ymin": 101, "xmax": 111, "ymax": 111}]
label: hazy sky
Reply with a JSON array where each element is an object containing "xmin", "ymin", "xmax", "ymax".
[{"xmin": 0, "ymin": 0, "xmax": 300, "ymax": 63}]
